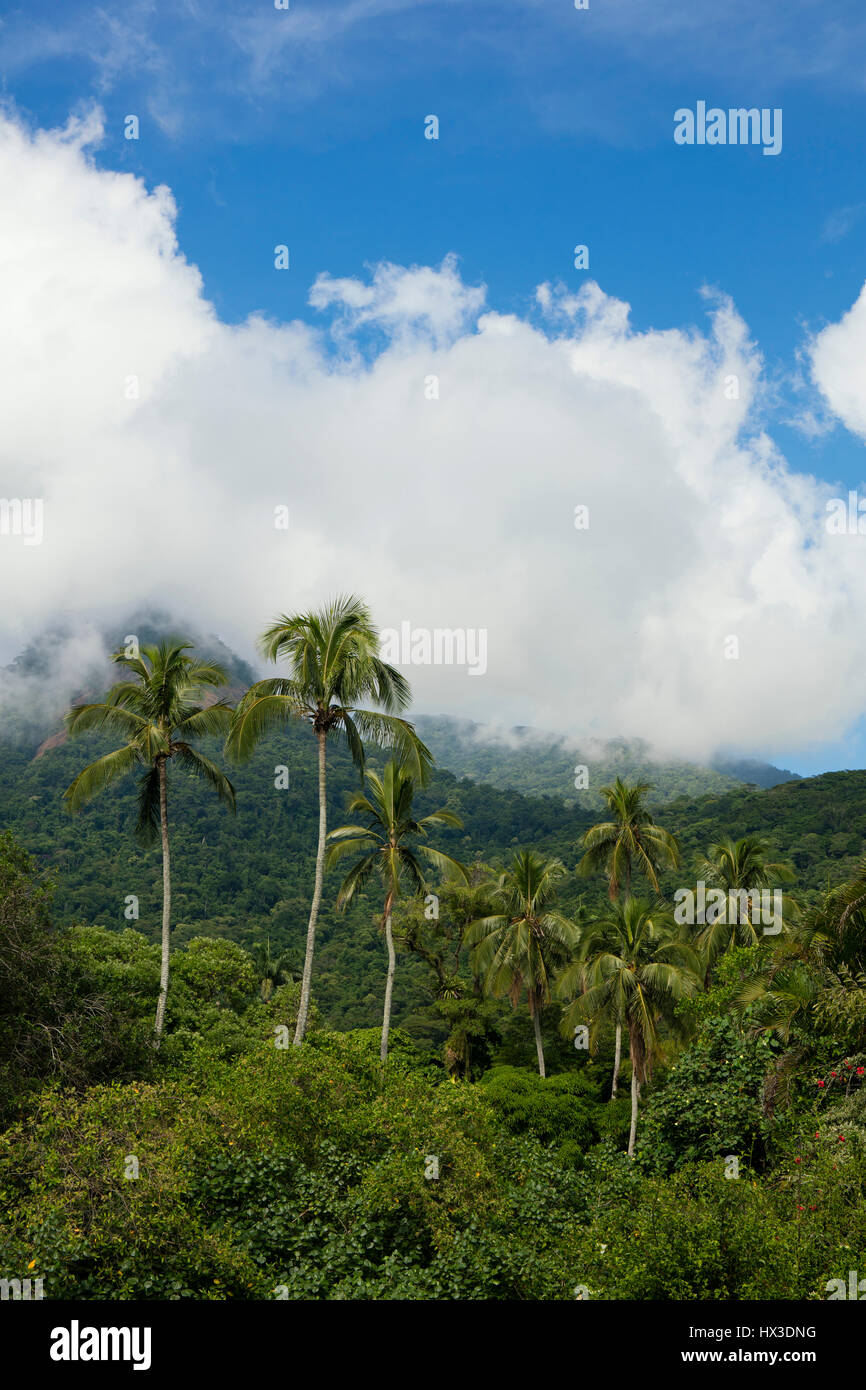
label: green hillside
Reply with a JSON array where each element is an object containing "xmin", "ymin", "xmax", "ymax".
[
  {"xmin": 0, "ymin": 705, "xmax": 860, "ymax": 1039},
  {"xmin": 666, "ymin": 771, "xmax": 866, "ymax": 900},
  {"xmin": 0, "ymin": 712, "xmax": 590, "ymax": 1037}
]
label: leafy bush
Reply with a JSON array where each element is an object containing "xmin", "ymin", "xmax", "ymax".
[
  {"xmin": 478, "ymin": 1065, "xmax": 601, "ymax": 1163},
  {"xmin": 0, "ymin": 1036, "xmax": 586, "ymax": 1299},
  {"xmin": 637, "ymin": 1017, "xmax": 777, "ymax": 1173}
]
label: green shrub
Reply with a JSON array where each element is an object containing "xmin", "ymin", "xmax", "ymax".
[{"xmin": 477, "ymin": 1065, "xmax": 601, "ymax": 1163}]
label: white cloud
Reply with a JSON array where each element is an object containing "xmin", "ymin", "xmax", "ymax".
[
  {"xmin": 310, "ymin": 255, "xmax": 486, "ymax": 347},
  {"xmin": 1, "ymin": 107, "xmax": 865, "ymax": 765},
  {"xmin": 809, "ymin": 284, "xmax": 866, "ymax": 442}
]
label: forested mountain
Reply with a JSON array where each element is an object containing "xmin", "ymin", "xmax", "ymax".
[{"xmin": 415, "ymin": 714, "xmax": 800, "ymax": 807}]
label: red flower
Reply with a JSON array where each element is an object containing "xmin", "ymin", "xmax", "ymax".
[
  {"xmin": 794, "ymin": 1156, "xmax": 801, "ymax": 1164},
  {"xmin": 815, "ymin": 1131, "xmax": 820, "ymax": 1139},
  {"xmin": 839, "ymin": 1135, "xmax": 845, "ymax": 1142},
  {"xmin": 797, "ymin": 1205, "xmax": 804, "ymax": 1211},
  {"xmin": 830, "ymin": 1071, "xmax": 838, "ymax": 1078},
  {"xmin": 844, "ymin": 1060, "xmax": 852, "ymax": 1068},
  {"xmin": 817, "ymin": 1079, "xmax": 825, "ymax": 1087},
  {"xmin": 858, "ymin": 1067, "xmax": 864, "ymax": 1077}
]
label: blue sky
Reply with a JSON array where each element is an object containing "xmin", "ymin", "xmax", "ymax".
[
  {"xmin": 4, "ymin": 0, "xmax": 866, "ymax": 483},
  {"xmin": 3, "ymin": 0, "xmax": 866, "ymax": 776}
]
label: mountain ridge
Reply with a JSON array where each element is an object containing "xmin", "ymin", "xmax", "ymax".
[{"xmin": 414, "ymin": 713, "xmax": 801, "ymax": 808}]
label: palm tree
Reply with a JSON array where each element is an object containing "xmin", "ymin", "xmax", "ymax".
[
  {"xmin": 63, "ymin": 640, "xmax": 236, "ymax": 1041},
  {"xmin": 466, "ymin": 851, "xmax": 581, "ymax": 1079},
  {"xmin": 578, "ymin": 777, "xmax": 680, "ymax": 899},
  {"xmin": 577, "ymin": 777, "xmax": 680, "ymax": 1093},
  {"xmin": 801, "ymin": 854, "xmax": 866, "ymax": 974},
  {"xmin": 696, "ymin": 835, "xmax": 796, "ymax": 978},
  {"xmin": 566, "ymin": 910, "xmax": 627, "ymax": 1100},
  {"xmin": 556, "ymin": 896, "xmax": 701, "ymax": 1155},
  {"xmin": 393, "ymin": 868, "xmax": 496, "ymax": 1001},
  {"xmin": 250, "ymin": 937, "xmax": 299, "ymax": 1002},
  {"xmin": 326, "ymin": 759, "xmax": 468, "ymax": 1060},
  {"xmin": 226, "ymin": 595, "xmax": 431, "ymax": 1045},
  {"xmin": 735, "ymin": 956, "xmax": 820, "ymax": 1046},
  {"xmin": 736, "ymin": 854, "xmax": 866, "ymax": 1046}
]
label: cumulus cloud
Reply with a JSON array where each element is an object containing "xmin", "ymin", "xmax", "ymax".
[
  {"xmin": 309, "ymin": 255, "xmax": 486, "ymax": 348},
  {"xmin": 2, "ymin": 106, "xmax": 866, "ymax": 764},
  {"xmin": 809, "ymin": 285, "xmax": 866, "ymax": 442}
]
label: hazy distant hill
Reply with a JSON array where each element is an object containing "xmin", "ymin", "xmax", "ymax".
[
  {"xmin": 414, "ymin": 714, "xmax": 800, "ymax": 808},
  {"xmin": 710, "ymin": 756, "xmax": 802, "ymax": 789},
  {"xmin": 0, "ymin": 611, "xmax": 256, "ymax": 751}
]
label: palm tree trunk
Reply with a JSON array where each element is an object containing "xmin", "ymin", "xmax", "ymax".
[
  {"xmin": 294, "ymin": 728, "xmax": 327, "ymax": 1045},
  {"xmin": 154, "ymin": 757, "xmax": 171, "ymax": 1043},
  {"xmin": 611, "ymin": 1022, "xmax": 622, "ymax": 1098},
  {"xmin": 532, "ymin": 1004, "xmax": 546, "ymax": 1079},
  {"xmin": 628, "ymin": 1065, "xmax": 641, "ymax": 1157},
  {"xmin": 381, "ymin": 907, "xmax": 396, "ymax": 1062}
]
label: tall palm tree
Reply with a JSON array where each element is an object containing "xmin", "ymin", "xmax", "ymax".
[
  {"xmin": 578, "ymin": 777, "xmax": 680, "ymax": 1093},
  {"xmin": 226, "ymin": 595, "xmax": 431, "ymax": 1045},
  {"xmin": 326, "ymin": 759, "xmax": 468, "ymax": 1060},
  {"xmin": 566, "ymin": 910, "xmax": 627, "ymax": 1100},
  {"xmin": 578, "ymin": 777, "xmax": 680, "ymax": 899},
  {"xmin": 63, "ymin": 640, "xmax": 236, "ymax": 1041},
  {"xmin": 466, "ymin": 851, "xmax": 581, "ymax": 1079},
  {"xmin": 696, "ymin": 835, "xmax": 796, "ymax": 978},
  {"xmin": 556, "ymin": 896, "xmax": 701, "ymax": 1155}
]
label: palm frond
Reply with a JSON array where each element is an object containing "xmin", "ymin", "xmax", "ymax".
[
  {"xmin": 172, "ymin": 744, "xmax": 236, "ymax": 812},
  {"xmin": 225, "ymin": 689, "xmax": 307, "ymax": 761},
  {"xmin": 63, "ymin": 744, "xmax": 141, "ymax": 813},
  {"xmin": 174, "ymin": 702, "xmax": 235, "ymax": 739}
]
